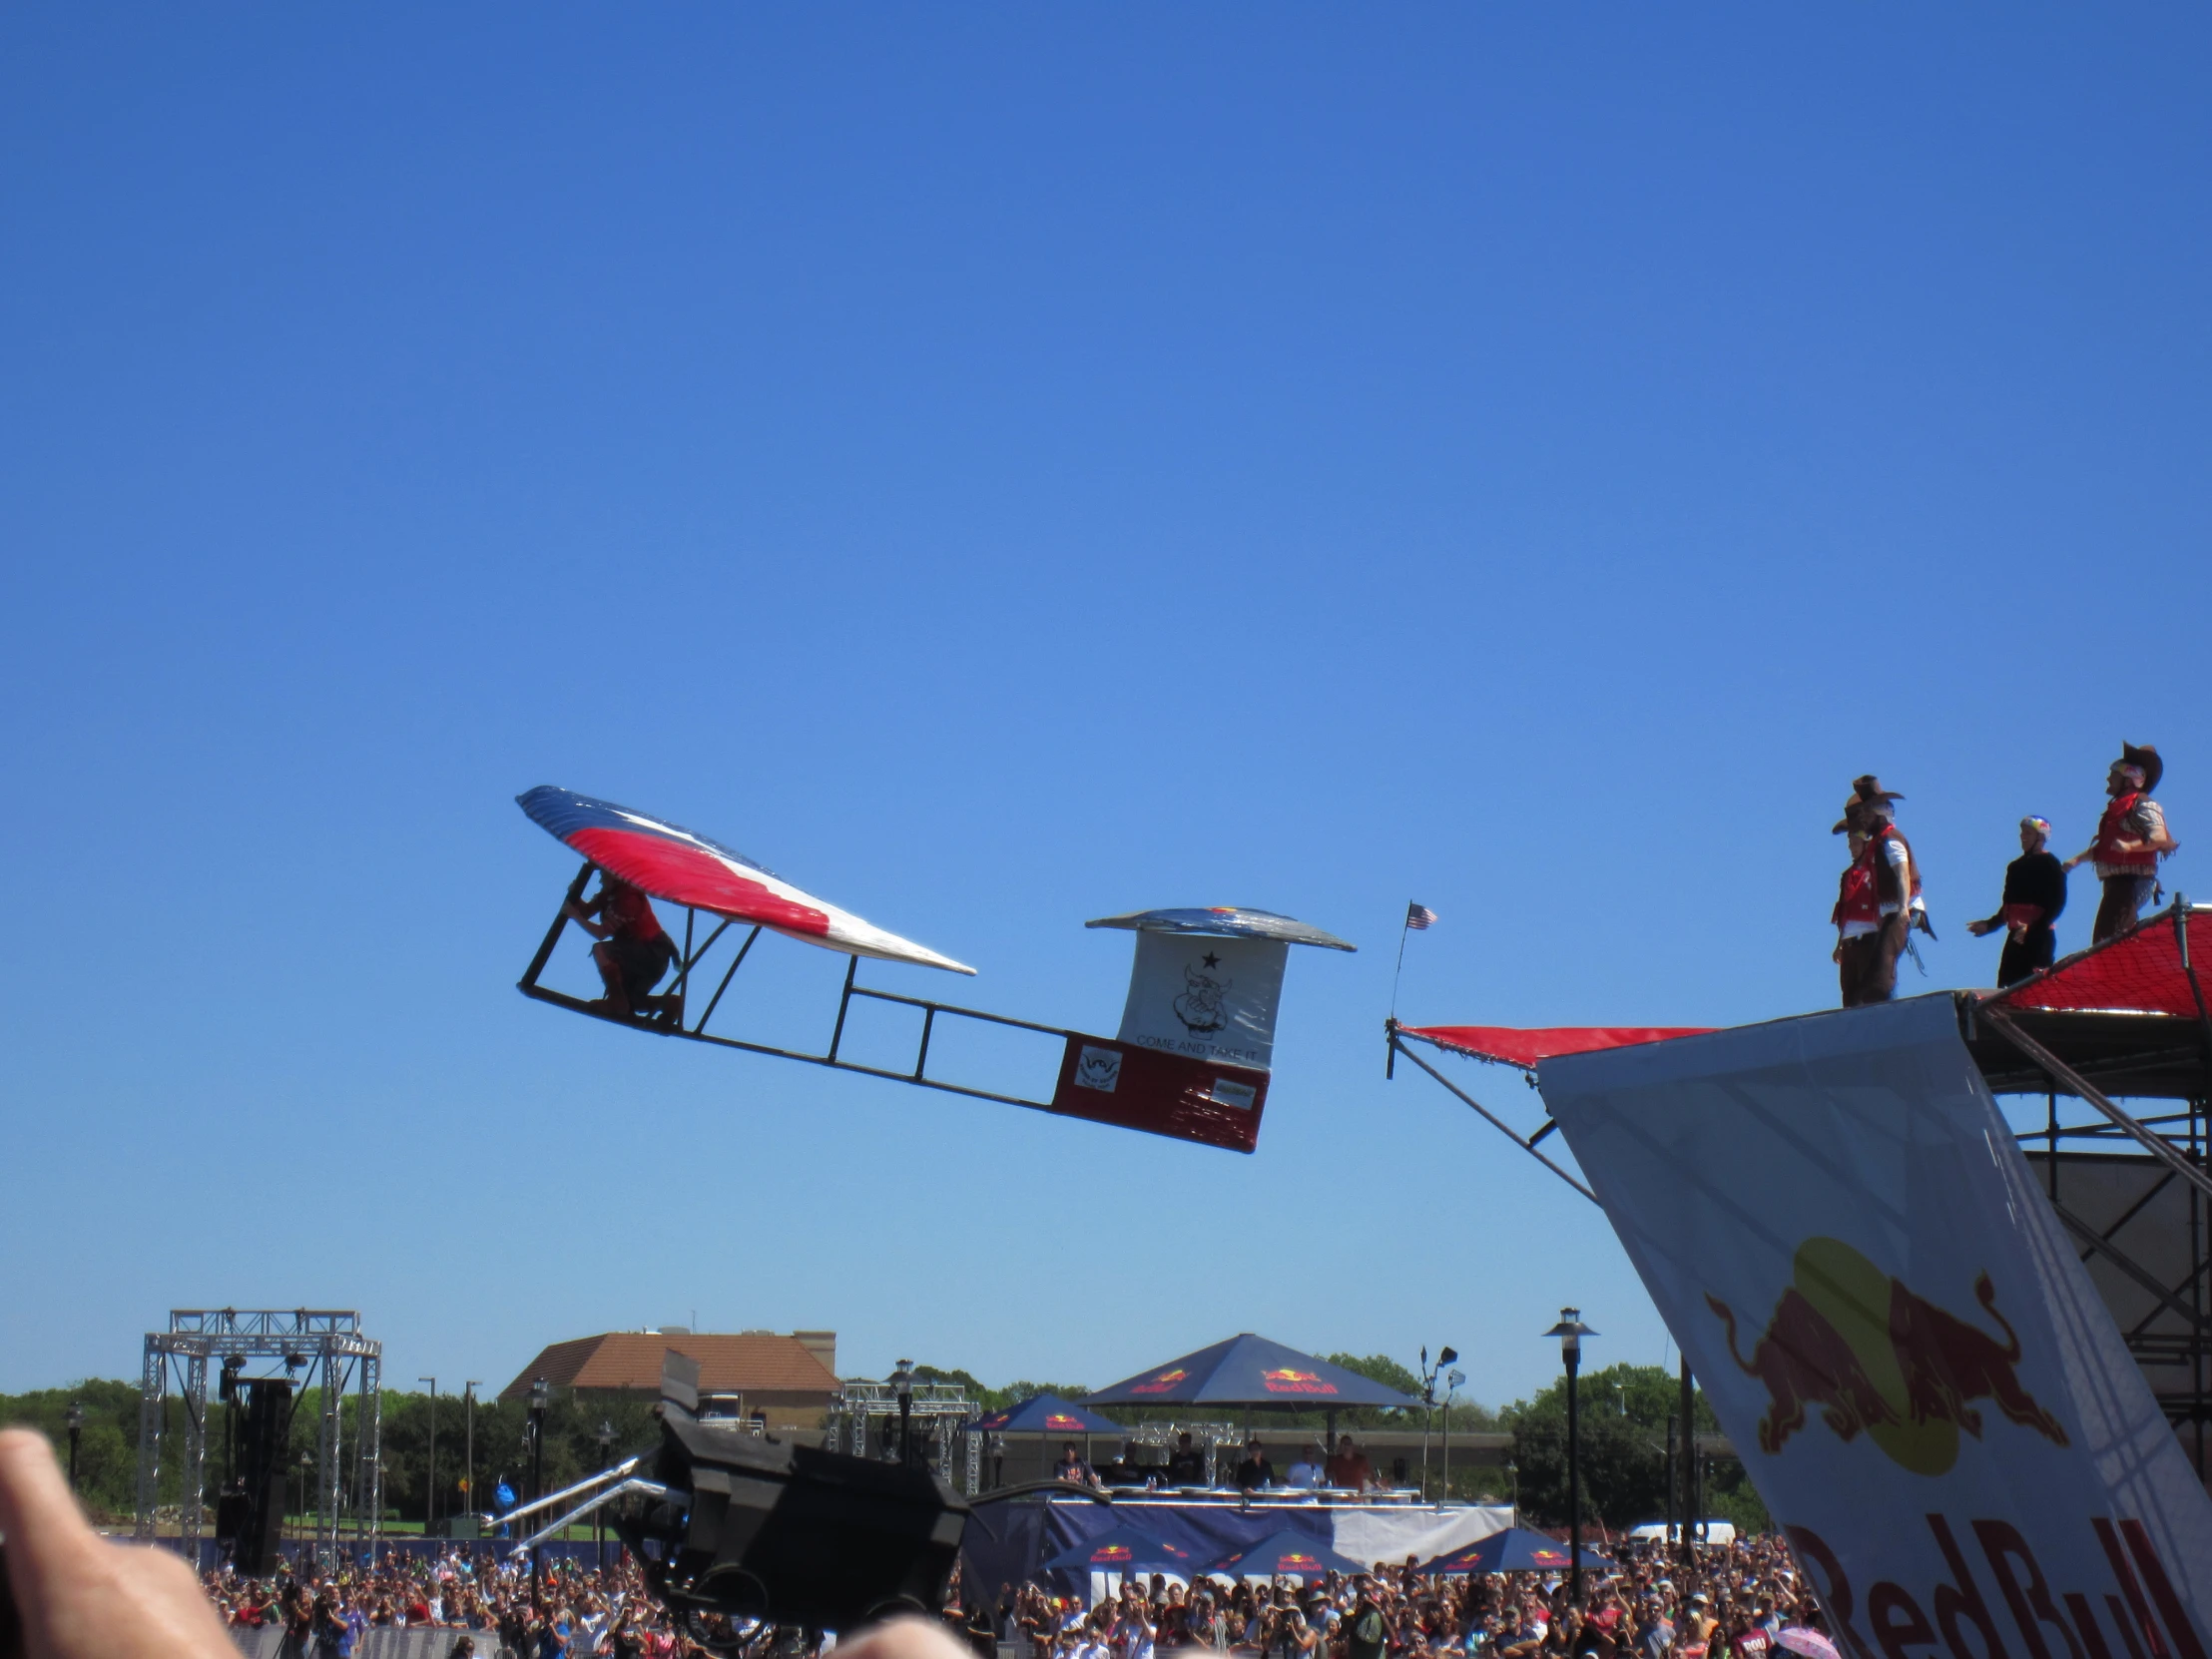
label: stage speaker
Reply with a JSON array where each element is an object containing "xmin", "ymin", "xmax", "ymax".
[{"xmin": 232, "ymin": 1381, "xmax": 293, "ymax": 1576}]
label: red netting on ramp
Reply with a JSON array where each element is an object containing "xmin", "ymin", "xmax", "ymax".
[
  {"xmin": 1399, "ymin": 1025, "xmax": 1715, "ymax": 1069},
  {"xmin": 1992, "ymin": 906, "xmax": 2212, "ymax": 1019}
]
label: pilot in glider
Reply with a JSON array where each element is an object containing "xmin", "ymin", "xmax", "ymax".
[{"xmin": 516, "ymin": 786, "xmax": 1351, "ymax": 1152}]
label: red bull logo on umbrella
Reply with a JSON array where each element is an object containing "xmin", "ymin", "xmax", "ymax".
[
  {"xmin": 1279, "ymin": 1552, "xmax": 1321, "ymax": 1570},
  {"xmin": 1091, "ymin": 1544, "xmax": 1133, "ymax": 1564},
  {"xmin": 1130, "ymin": 1368, "xmax": 1189, "ymax": 1394},
  {"xmin": 1045, "ymin": 1413, "xmax": 1083, "ymax": 1430},
  {"xmin": 1706, "ymin": 1236, "xmax": 2069, "ymax": 1477},
  {"xmin": 1260, "ymin": 1368, "xmax": 1339, "ymax": 1395}
]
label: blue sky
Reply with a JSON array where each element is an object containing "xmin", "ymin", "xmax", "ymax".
[{"xmin": 4, "ymin": 7, "xmax": 2208, "ymax": 1411}]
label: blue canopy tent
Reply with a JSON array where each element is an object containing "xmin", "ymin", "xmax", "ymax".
[
  {"xmin": 1083, "ymin": 1334, "xmax": 1413, "ymax": 1410},
  {"xmin": 1418, "ymin": 1527, "xmax": 1611, "ymax": 1575},
  {"xmin": 966, "ymin": 1393, "xmax": 1123, "ymax": 1436},
  {"xmin": 1044, "ymin": 1522, "xmax": 1203, "ymax": 1575},
  {"xmin": 1082, "ymin": 1335, "xmax": 1414, "ymax": 1478},
  {"xmin": 1205, "ymin": 1528, "xmax": 1366, "ymax": 1582}
]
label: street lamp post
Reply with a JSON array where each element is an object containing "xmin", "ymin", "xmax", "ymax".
[
  {"xmin": 595, "ymin": 1420, "xmax": 615, "ymax": 1572},
  {"xmin": 418, "ymin": 1379, "xmax": 438, "ymax": 1538},
  {"xmin": 890, "ymin": 1361, "xmax": 915, "ymax": 1469},
  {"xmin": 1416, "ymin": 1346, "xmax": 1457, "ymax": 1501},
  {"xmin": 1543, "ymin": 1308, "xmax": 1597, "ymax": 1607},
  {"xmin": 463, "ymin": 1382, "xmax": 481, "ymax": 1530},
  {"xmin": 1439, "ymin": 1369, "xmax": 1464, "ymax": 1504},
  {"xmin": 64, "ymin": 1401, "xmax": 84, "ymax": 1493},
  {"xmin": 528, "ymin": 1379, "xmax": 549, "ymax": 1600},
  {"xmin": 1502, "ymin": 1456, "xmax": 1518, "ymax": 1528}
]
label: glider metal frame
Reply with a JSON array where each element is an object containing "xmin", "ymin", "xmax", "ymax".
[{"xmin": 521, "ymin": 861, "xmax": 1075, "ymax": 1120}]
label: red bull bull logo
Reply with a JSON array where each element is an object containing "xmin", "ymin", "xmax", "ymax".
[
  {"xmin": 1706, "ymin": 1236, "xmax": 2068, "ymax": 1476},
  {"xmin": 1130, "ymin": 1368, "xmax": 1189, "ymax": 1394},
  {"xmin": 1260, "ymin": 1368, "xmax": 1339, "ymax": 1395},
  {"xmin": 1045, "ymin": 1413, "xmax": 1082, "ymax": 1430},
  {"xmin": 1280, "ymin": 1552, "xmax": 1320, "ymax": 1569},
  {"xmin": 1092, "ymin": 1544, "xmax": 1133, "ymax": 1564}
]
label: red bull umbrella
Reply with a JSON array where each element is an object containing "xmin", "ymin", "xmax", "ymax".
[
  {"xmin": 1043, "ymin": 1523, "xmax": 1200, "ymax": 1574},
  {"xmin": 962, "ymin": 1393, "xmax": 1123, "ymax": 1436},
  {"xmin": 1082, "ymin": 1334, "xmax": 1414, "ymax": 1409},
  {"xmin": 1417, "ymin": 1526, "xmax": 1610, "ymax": 1575},
  {"xmin": 1203, "ymin": 1528, "xmax": 1364, "ymax": 1580}
]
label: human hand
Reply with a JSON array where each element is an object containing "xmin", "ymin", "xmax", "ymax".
[
  {"xmin": 0, "ymin": 1428, "xmax": 236, "ymax": 1659},
  {"xmin": 1965, "ymin": 919, "xmax": 1993, "ymax": 937}
]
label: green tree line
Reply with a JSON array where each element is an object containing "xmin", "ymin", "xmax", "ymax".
[{"xmin": 1496, "ymin": 1362, "xmax": 1769, "ymax": 1534}]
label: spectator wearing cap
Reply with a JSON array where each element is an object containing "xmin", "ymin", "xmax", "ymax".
[{"xmin": 1967, "ymin": 817, "xmax": 2067, "ymax": 985}]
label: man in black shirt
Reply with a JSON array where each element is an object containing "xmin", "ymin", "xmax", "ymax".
[
  {"xmin": 1233, "ymin": 1438, "xmax": 1275, "ymax": 1489},
  {"xmin": 1967, "ymin": 816, "xmax": 2068, "ymax": 985},
  {"xmin": 1166, "ymin": 1430, "xmax": 1207, "ymax": 1485}
]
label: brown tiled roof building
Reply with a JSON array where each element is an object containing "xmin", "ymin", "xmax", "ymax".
[{"xmin": 501, "ymin": 1329, "xmax": 838, "ymax": 1431}]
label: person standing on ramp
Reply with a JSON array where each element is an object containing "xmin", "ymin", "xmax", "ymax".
[
  {"xmin": 1966, "ymin": 816, "xmax": 2067, "ymax": 986},
  {"xmin": 2064, "ymin": 742, "xmax": 2178, "ymax": 941},
  {"xmin": 1832, "ymin": 777, "xmax": 1927, "ymax": 1007}
]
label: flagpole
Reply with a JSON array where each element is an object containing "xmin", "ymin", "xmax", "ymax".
[{"xmin": 1390, "ymin": 915, "xmax": 1411, "ymax": 1018}]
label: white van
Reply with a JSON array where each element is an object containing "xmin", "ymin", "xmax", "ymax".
[{"xmin": 1626, "ymin": 1520, "xmax": 1738, "ymax": 1546}]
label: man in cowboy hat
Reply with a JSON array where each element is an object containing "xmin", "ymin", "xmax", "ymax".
[
  {"xmin": 2063, "ymin": 743, "xmax": 2178, "ymax": 942},
  {"xmin": 1832, "ymin": 777, "xmax": 1928, "ymax": 1007},
  {"xmin": 1967, "ymin": 816, "xmax": 2068, "ymax": 986}
]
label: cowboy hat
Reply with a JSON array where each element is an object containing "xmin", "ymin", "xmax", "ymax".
[
  {"xmin": 2118, "ymin": 743, "xmax": 2164, "ymax": 794},
  {"xmin": 1832, "ymin": 775, "xmax": 1905, "ymax": 834}
]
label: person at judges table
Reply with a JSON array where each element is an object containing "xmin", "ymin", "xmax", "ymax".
[
  {"xmin": 2064, "ymin": 743, "xmax": 2179, "ymax": 942},
  {"xmin": 1831, "ymin": 777, "xmax": 1930, "ymax": 1007},
  {"xmin": 1967, "ymin": 816, "xmax": 2068, "ymax": 986}
]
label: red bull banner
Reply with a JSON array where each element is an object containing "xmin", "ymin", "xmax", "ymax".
[{"xmin": 1537, "ymin": 995, "xmax": 2212, "ymax": 1655}]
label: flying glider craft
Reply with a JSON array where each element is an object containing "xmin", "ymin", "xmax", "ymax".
[{"xmin": 515, "ymin": 786, "xmax": 1354, "ymax": 1152}]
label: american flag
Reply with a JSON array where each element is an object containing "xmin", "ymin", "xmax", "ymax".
[{"xmin": 1405, "ymin": 902, "xmax": 1437, "ymax": 930}]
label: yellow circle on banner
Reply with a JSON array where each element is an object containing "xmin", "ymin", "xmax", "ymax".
[{"xmin": 1791, "ymin": 1236, "xmax": 1957, "ymax": 1476}]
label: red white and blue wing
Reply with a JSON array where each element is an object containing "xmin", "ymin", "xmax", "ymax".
[{"xmin": 518, "ymin": 786, "xmax": 976, "ymax": 975}]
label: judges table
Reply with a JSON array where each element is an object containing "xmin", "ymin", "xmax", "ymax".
[{"xmin": 963, "ymin": 1491, "xmax": 1512, "ymax": 1599}]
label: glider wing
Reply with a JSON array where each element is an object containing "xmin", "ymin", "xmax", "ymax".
[{"xmin": 518, "ymin": 786, "xmax": 976, "ymax": 975}]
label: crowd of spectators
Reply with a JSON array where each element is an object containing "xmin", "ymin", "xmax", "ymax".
[
  {"xmin": 985, "ymin": 1538, "xmax": 1824, "ymax": 1659},
  {"xmin": 199, "ymin": 1549, "xmax": 708, "ymax": 1659},
  {"xmin": 189, "ymin": 1531, "xmax": 1819, "ymax": 1659}
]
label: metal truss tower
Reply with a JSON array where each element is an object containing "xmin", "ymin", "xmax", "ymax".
[
  {"xmin": 823, "ymin": 1379, "xmax": 978, "ymax": 1490},
  {"xmin": 135, "ymin": 1310, "xmax": 382, "ymax": 1564}
]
